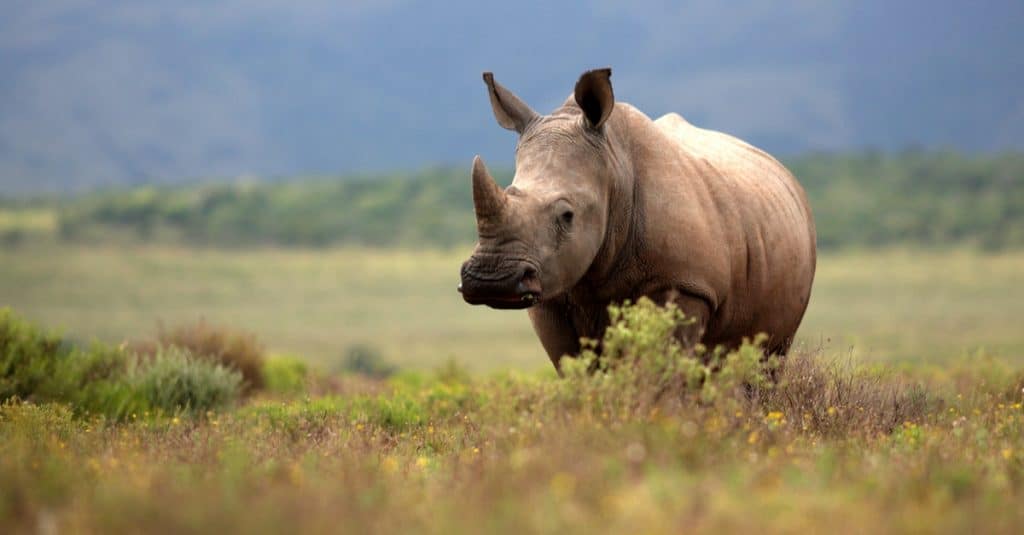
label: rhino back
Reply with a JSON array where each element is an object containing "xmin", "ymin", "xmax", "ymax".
[{"xmin": 625, "ymin": 107, "xmax": 816, "ymax": 348}]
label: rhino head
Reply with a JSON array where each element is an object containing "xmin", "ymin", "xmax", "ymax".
[{"xmin": 459, "ymin": 68, "xmax": 618, "ymax": 309}]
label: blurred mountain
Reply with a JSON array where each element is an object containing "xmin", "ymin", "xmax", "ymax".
[{"xmin": 1, "ymin": 1, "xmax": 1022, "ymax": 194}]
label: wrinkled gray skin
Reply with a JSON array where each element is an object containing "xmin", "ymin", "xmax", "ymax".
[{"xmin": 459, "ymin": 68, "xmax": 816, "ymax": 372}]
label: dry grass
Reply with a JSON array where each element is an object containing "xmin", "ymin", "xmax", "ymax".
[
  {"xmin": 757, "ymin": 349, "xmax": 932, "ymax": 437},
  {"xmin": 1, "ymin": 344, "xmax": 1022, "ymax": 534}
]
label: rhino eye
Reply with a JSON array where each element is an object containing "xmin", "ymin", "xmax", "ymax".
[{"xmin": 560, "ymin": 210, "xmax": 574, "ymax": 225}]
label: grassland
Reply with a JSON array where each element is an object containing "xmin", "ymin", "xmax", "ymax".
[
  {"xmin": 1, "ymin": 245, "xmax": 1022, "ymax": 372},
  {"xmin": 1, "ymin": 245, "xmax": 1023, "ymax": 533},
  {"xmin": 2, "ymin": 297, "xmax": 1023, "ymax": 534}
]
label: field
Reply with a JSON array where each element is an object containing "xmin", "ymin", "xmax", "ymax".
[
  {"xmin": 2, "ymin": 245, "xmax": 1023, "ymax": 372},
  {"xmin": 2, "ymin": 245, "xmax": 1024, "ymax": 533}
]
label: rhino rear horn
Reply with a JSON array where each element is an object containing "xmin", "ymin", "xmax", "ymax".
[
  {"xmin": 574, "ymin": 68, "xmax": 614, "ymax": 129},
  {"xmin": 471, "ymin": 155, "xmax": 506, "ymax": 223},
  {"xmin": 483, "ymin": 72, "xmax": 538, "ymax": 134}
]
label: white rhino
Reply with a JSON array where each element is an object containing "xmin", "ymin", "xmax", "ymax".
[{"xmin": 459, "ymin": 68, "xmax": 816, "ymax": 371}]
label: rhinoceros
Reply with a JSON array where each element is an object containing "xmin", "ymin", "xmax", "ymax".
[{"xmin": 458, "ymin": 68, "xmax": 816, "ymax": 371}]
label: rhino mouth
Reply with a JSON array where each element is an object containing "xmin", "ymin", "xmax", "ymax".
[
  {"xmin": 458, "ymin": 263, "xmax": 542, "ymax": 310},
  {"xmin": 460, "ymin": 287, "xmax": 539, "ymax": 310}
]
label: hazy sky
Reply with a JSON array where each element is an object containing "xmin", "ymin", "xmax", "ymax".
[{"xmin": 2, "ymin": 1, "xmax": 1022, "ymax": 193}]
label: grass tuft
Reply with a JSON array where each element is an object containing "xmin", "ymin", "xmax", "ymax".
[{"xmin": 758, "ymin": 350, "xmax": 932, "ymax": 437}]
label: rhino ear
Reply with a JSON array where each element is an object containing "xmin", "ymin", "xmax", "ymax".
[
  {"xmin": 574, "ymin": 68, "xmax": 614, "ymax": 129},
  {"xmin": 483, "ymin": 72, "xmax": 538, "ymax": 134}
]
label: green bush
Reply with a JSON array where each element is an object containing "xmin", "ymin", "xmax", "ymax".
[
  {"xmin": 1, "ymin": 309, "xmax": 242, "ymax": 419},
  {"xmin": 558, "ymin": 298, "xmax": 773, "ymax": 417},
  {"xmin": 550, "ymin": 298, "xmax": 930, "ymax": 438},
  {"xmin": 350, "ymin": 391, "xmax": 427, "ymax": 431},
  {"xmin": 133, "ymin": 320, "xmax": 266, "ymax": 393},
  {"xmin": 261, "ymin": 355, "xmax": 308, "ymax": 396},
  {"xmin": 46, "ymin": 344, "xmax": 147, "ymax": 420},
  {"xmin": 0, "ymin": 308, "xmax": 68, "ymax": 401},
  {"xmin": 339, "ymin": 344, "xmax": 396, "ymax": 379},
  {"xmin": 0, "ymin": 310, "xmax": 141, "ymax": 417},
  {"xmin": 127, "ymin": 348, "xmax": 242, "ymax": 415}
]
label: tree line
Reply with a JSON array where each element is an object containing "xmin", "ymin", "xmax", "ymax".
[{"xmin": 35, "ymin": 151, "xmax": 1024, "ymax": 250}]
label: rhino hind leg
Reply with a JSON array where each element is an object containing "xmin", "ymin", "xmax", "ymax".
[{"xmin": 765, "ymin": 336, "xmax": 794, "ymax": 356}]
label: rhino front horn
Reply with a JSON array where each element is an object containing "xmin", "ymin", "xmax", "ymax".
[{"xmin": 471, "ymin": 155, "xmax": 506, "ymax": 222}]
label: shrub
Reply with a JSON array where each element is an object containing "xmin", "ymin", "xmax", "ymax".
[
  {"xmin": 433, "ymin": 358, "xmax": 471, "ymax": 386},
  {"xmin": 262, "ymin": 355, "xmax": 309, "ymax": 396},
  {"xmin": 339, "ymin": 344, "xmax": 396, "ymax": 379},
  {"xmin": 0, "ymin": 310, "xmax": 142, "ymax": 417},
  {"xmin": 135, "ymin": 320, "xmax": 266, "ymax": 393},
  {"xmin": 127, "ymin": 347, "xmax": 242, "ymax": 415},
  {"xmin": 351, "ymin": 391, "xmax": 427, "ymax": 431},
  {"xmin": 45, "ymin": 343, "xmax": 148, "ymax": 420},
  {"xmin": 0, "ymin": 308, "xmax": 69, "ymax": 401},
  {"xmin": 559, "ymin": 298, "xmax": 772, "ymax": 417},
  {"xmin": 756, "ymin": 350, "xmax": 932, "ymax": 437},
  {"xmin": 1, "ymin": 309, "xmax": 242, "ymax": 419},
  {"xmin": 554, "ymin": 298, "xmax": 931, "ymax": 439}
]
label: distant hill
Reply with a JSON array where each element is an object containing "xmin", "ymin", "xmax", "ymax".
[{"xmin": 2, "ymin": 1, "xmax": 1023, "ymax": 194}]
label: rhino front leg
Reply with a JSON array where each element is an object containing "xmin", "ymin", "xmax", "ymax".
[{"xmin": 528, "ymin": 300, "xmax": 581, "ymax": 374}]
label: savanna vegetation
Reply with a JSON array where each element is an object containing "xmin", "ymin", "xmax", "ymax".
[
  {"xmin": 1, "ymin": 150, "xmax": 1022, "ymax": 532},
  {"xmin": 1, "ymin": 151, "xmax": 1022, "ymax": 250},
  {"xmin": 2, "ymin": 301, "xmax": 1023, "ymax": 533}
]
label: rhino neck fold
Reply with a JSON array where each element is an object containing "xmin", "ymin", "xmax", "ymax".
[{"xmin": 579, "ymin": 110, "xmax": 640, "ymax": 294}]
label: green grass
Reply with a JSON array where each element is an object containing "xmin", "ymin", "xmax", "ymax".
[
  {"xmin": 1, "ymin": 245, "xmax": 1022, "ymax": 372},
  {"xmin": 800, "ymin": 249, "xmax": 1024, "ymax": 365}
]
